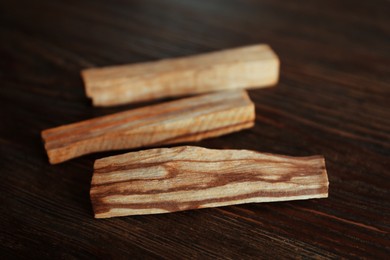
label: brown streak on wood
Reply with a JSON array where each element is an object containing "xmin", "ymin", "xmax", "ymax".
[
  {"xmin": 94, "ymin": 187, "xmax": 329, "ymax": 213},
  {"xmin": 81, "ymin": 44, "xmax": 279, "ymax": 106},
  {"xmin": 90, "ymin": 146, "xmax": 329, "ymax": 218}
]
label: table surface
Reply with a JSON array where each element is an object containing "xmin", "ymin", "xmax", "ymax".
[{"xmin": 1, "ymin": 0, "xmax": 389, "ymax": 258}]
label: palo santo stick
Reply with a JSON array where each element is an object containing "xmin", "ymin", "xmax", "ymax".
[
  {"xmin": 41, "ymin": 90, "xmax": 254, "ymax": 164},
  {"xmin": 90, "ymin": 146, "xmax": 329, "ymax": 218},
  {"xmin": 82, "ymin": 44, "xmax": 279, "ymax": 106}
]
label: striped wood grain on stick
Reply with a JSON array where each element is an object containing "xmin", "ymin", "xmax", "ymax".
[
  {"xmin": 91, "ymin": 146, "xmax": 329, "ymax": 218},
  {"xmin": 41, "ymin": 90, "xmax": 255, "ymax": 164},
  {"xmin": 82, "ymin": 44, "xmax": 279, "ymax": 106}
]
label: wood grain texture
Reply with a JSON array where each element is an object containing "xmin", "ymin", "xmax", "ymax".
[
  {"xmin": 82, "ymin": 44, "xmax": 279, "ymax": 106},
  {"xmin": 41, "ymin": 90, "xmax": 254, "ymax": 164},
  {"xmin": 91, "ymin": 146, "xmax": 329, "ymax": 218},
  {"xmin": 1, "ymin": 0, "xmax": 389, "ymax": 258}
]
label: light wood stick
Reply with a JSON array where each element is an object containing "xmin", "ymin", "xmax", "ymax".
[
  {"xmin": 91, "ymin": 146, "xmax": 329, "ymax": 218},
  {"xmin": 41, "ymin": 90, "xmax": 255, "ymax": 164},
  {"xmin": 81, "ymin": 44, "xmax": 279, "ymax": 106}
]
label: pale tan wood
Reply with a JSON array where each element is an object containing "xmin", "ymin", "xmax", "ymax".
[
  {"xmin": 81, "ymin": 44, "xmax": 279, "ymax": 106},
  {"xmin": 41, "ymin": 90, "xmax": 254, "ymax": 164},
  {"xmin": 91, "ymin": 146, "xmax": 329, "ymax": 218}
]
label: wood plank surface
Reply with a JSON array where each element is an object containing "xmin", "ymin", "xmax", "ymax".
[
  {"xmin": 91, "ymin": 146, "xmax": 328, "ymax": 218},
  {"xmin": 1, "ymin": 0, "xmax": 389, "ymax": 258},
  {"xmin": 82, "ymin": 44, "xmax": 279, "ymax": 106},
  {"xmin": 41, "ymin": 90, "xmax": 254, "ymax": 164}
]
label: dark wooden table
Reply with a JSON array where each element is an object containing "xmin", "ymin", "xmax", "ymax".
[{"xmin": 1, "ymin": 0, "xmax": 389, "ymax": 258}]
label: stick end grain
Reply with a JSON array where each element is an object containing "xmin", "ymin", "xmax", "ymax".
[
  {"xmin": 259, "ymin": 44, "xmax": 280, "ymax": 87},
  {"xmin": 40, "ymin": 130, "xmax": 55, "ymax": 165},
  {"xmin": 80, "ymin": 69, "xmax": 94, "ymax": 98}
]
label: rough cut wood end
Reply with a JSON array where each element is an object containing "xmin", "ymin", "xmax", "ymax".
[
  {"xmin": 90, "ymin": 146, "xmax": 329, "ymax": 218},
  {"xmin": 41, "ymin": 90, "xmax": 255, "ymax": 164},
  {"xmin": 81, "ymin": 44, "xmax": 279, "ymax": 106}
]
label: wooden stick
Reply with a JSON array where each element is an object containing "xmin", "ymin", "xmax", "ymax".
[
  {"xmin": 41, "ymin": 90, "xmax": 255, "ymax": 164},
  {"xmin": 81, "ymin": 44, "xmax": 279, "ymax": 106},
  {"xmin": 91, "ymin": 146, "xmax": 329, "ymax": 218}
]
